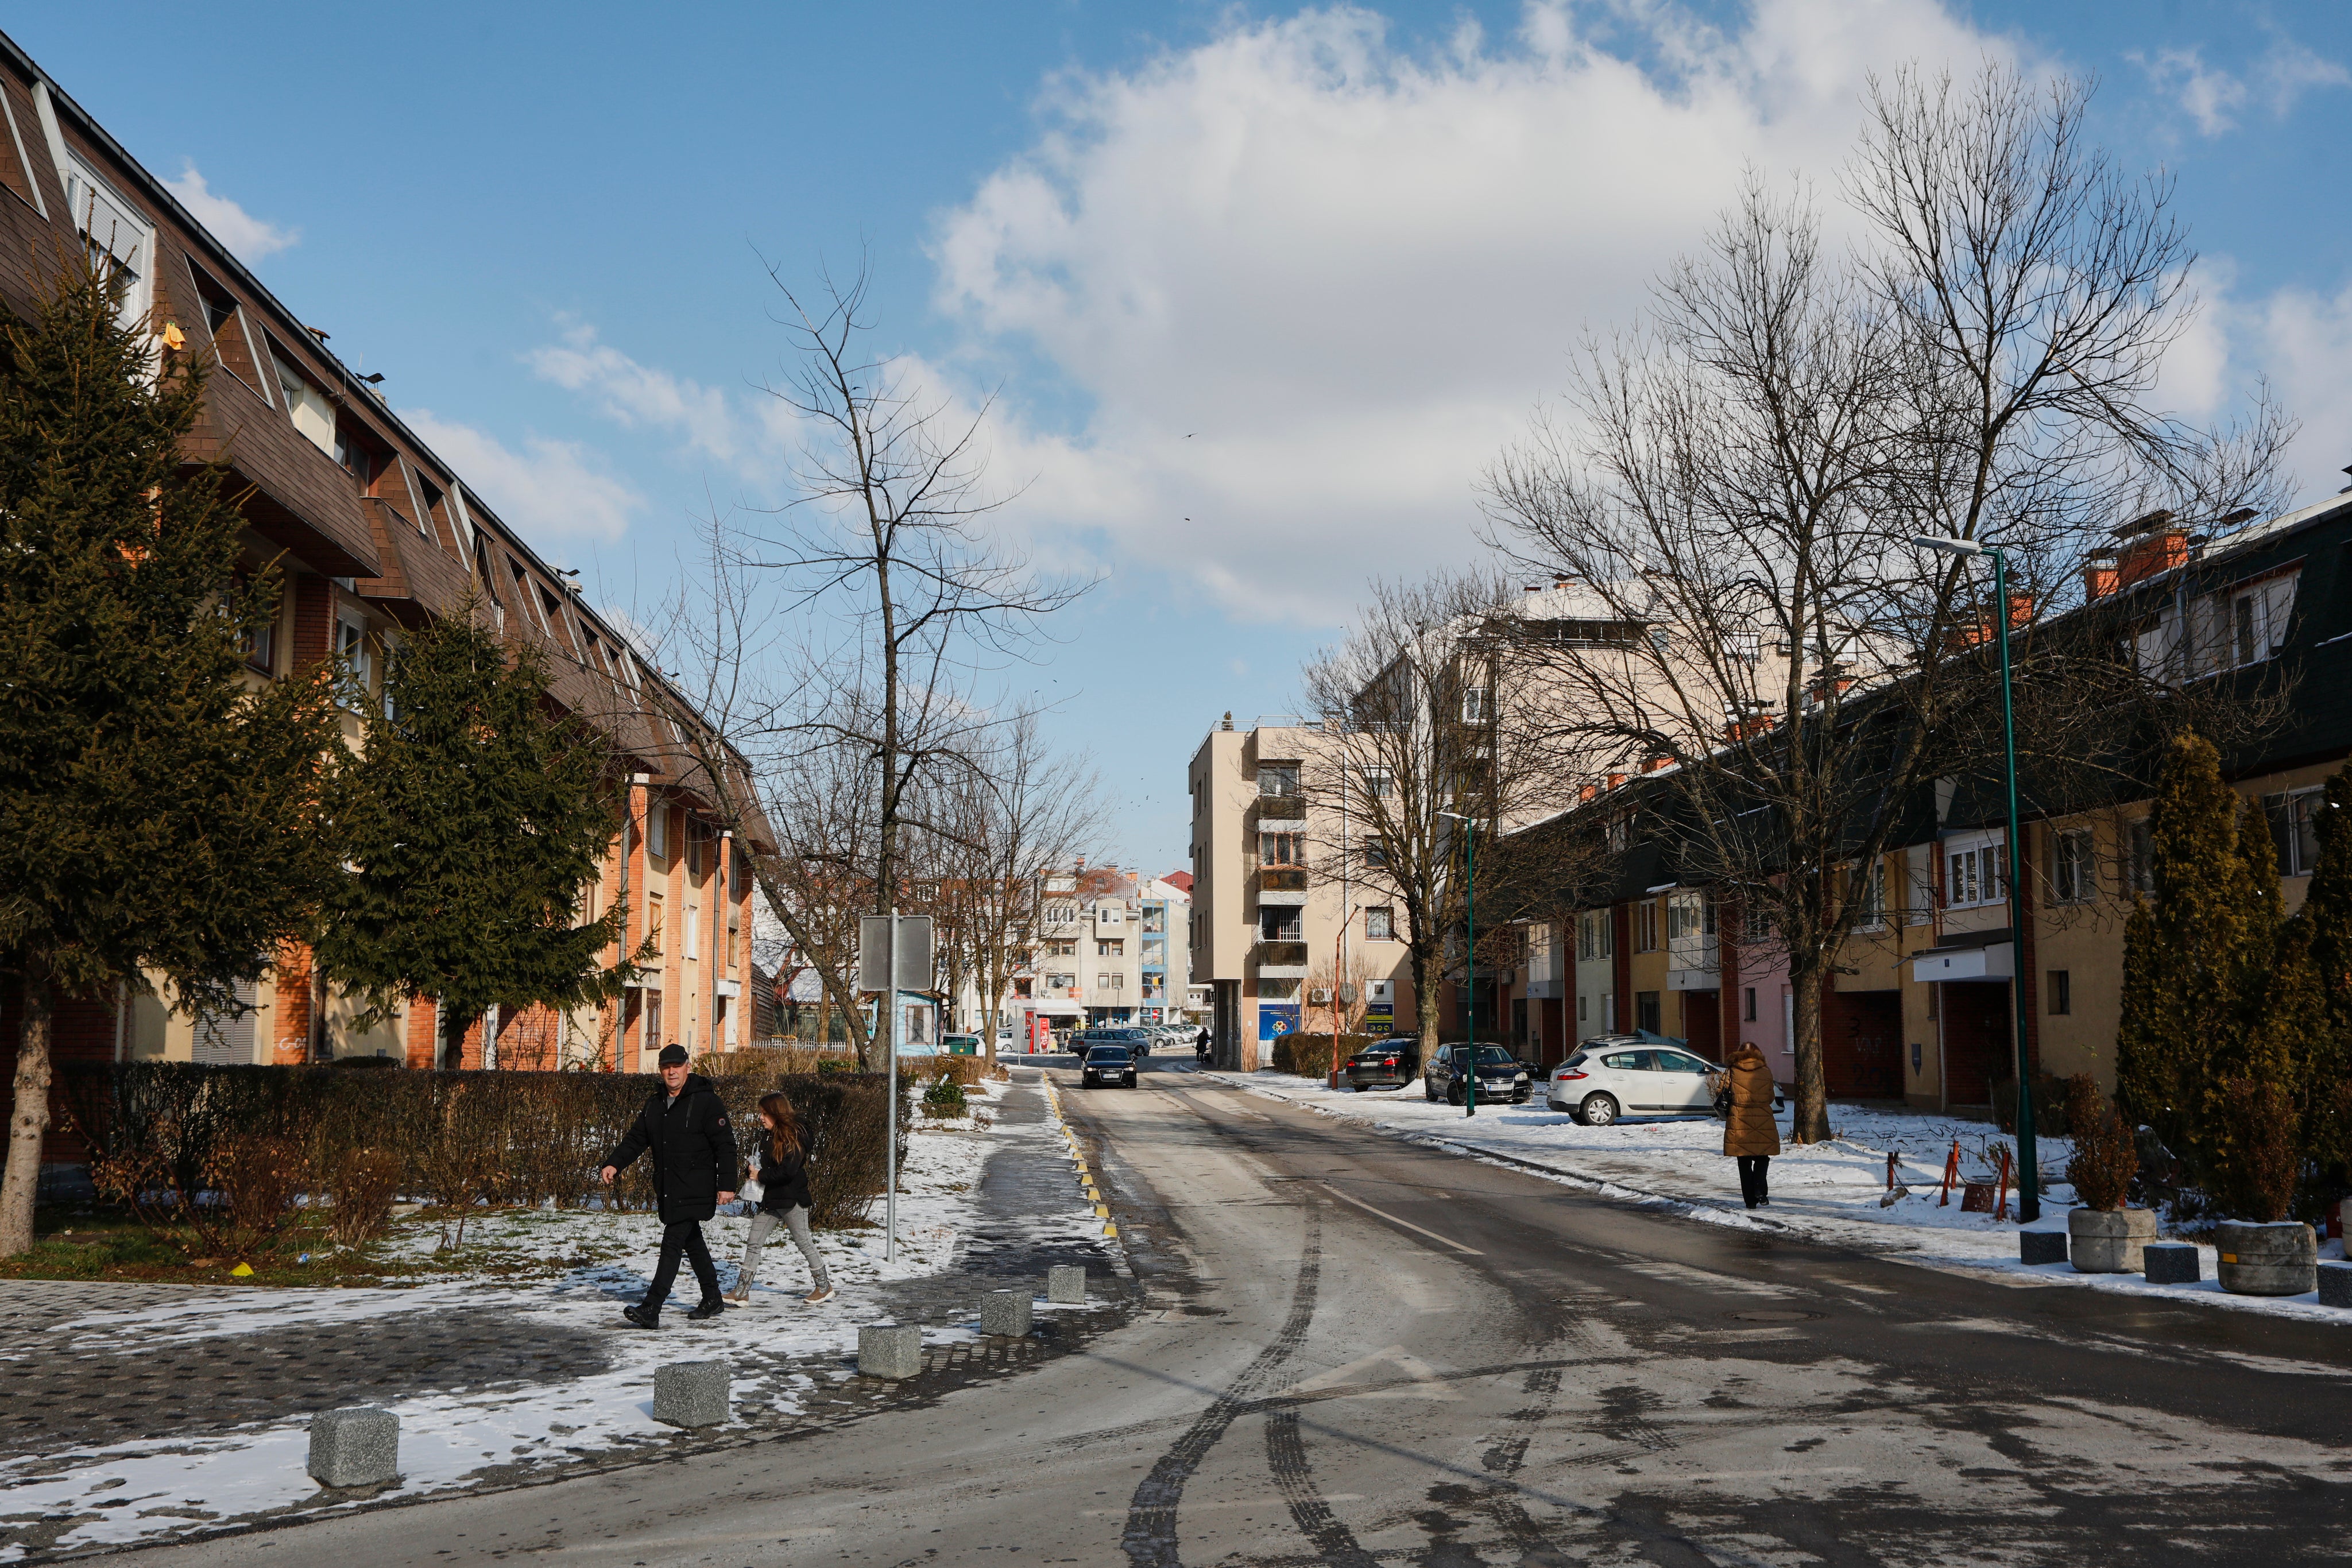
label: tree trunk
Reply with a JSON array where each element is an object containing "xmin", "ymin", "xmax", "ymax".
[
  {"xmin": 441, "ymin": 1006, "xmax": 473, "ymax": 1073},
  {"xmin": 1411, "ymin": 942, "xmax": 1442, "ymax": 1061},
  {"xmin": 1788, "ymin": 964, "xmax": 1829, "ymax": 1144},
  {"xmin": 1, "ymin": 966, "xmax": 56, "ymax": 1257}
]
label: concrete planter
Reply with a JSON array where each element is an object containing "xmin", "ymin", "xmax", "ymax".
[
  {"xmin": 2215, "ymin": 1220, "xmax": 2318, "ymax": 1297},
  {"xmin": 2067, "ymin": 1207, "xmax": 2158, "ymax": 1273}
]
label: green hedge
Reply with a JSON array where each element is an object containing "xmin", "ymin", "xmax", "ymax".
[{"xmin": 55, "ymin": 1062, "xmax": 911, "ymax": 1230}]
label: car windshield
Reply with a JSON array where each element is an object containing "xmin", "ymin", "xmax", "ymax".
[
  {"xmin": 1469, "ymin": 1046, "xmax": 1515, "ymax": 1067},
  {"xmin": 1086, "ymin": 1047, "xmax": 1129, "ymax": 1062}
]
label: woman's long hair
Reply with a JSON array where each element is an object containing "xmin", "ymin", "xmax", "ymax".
[{"xmin": 759, "ymin": 1091, "xmax": 803, "ymax": 1162}]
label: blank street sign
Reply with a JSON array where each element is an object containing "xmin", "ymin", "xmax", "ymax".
[{"xmin": 858, "ymin": 915, "xmax": 934, "ymax": 993}]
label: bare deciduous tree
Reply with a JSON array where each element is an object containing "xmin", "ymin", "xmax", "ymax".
[
  {"xmin": 1297, "ymin": 573, "xmax": 1591, "ymax": 1063},
  {"xmin": 1484, "ymin": 65, "xmax": 2288, "ymax": 1142}
]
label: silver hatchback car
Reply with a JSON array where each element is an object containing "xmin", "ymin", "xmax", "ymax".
[{"xmin": 1547, "ymin": 1041, "xmax": 1727, "ymax": 1125}]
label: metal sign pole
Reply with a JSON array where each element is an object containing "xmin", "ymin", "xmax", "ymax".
[{"xmin": 885, "ymin": 908, "xmax": 899, "ymax": 1263}]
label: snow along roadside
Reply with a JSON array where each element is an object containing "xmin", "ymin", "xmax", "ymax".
[{"xmin": 1210, "ymin": 1070, "xmax": 2352, "ymax": 1331}]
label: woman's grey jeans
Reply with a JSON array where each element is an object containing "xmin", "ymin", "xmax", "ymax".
[{"xmin": 740, "ymin": 1205, "xmax": 829, "ymax": 1290}]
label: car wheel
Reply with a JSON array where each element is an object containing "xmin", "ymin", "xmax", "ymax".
[
  {"xmin": 1579, "ymin": 1093, "xmax": 1620, "ymax": 1126},
  {"xmin": 1446, "ymin": 1083, "xmax": 1464, "ymax": 1106}
]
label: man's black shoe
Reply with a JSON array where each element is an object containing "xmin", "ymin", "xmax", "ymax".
[
  {"xmin": 621, "ymin": 1304, "xmax": 660, "ymax": 1330},
  {"xmin": 686, "ymin": 1299, "xmax": 726, "ymax": 1321}
]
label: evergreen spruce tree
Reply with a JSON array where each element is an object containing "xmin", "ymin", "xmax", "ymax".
[
  {"xmin": 314, "ymin": 609, "xmax": 639, "ymax": 1067},
  {"xmin": 0, "ymin": 265, "xmax": 342, "ymax": 1255},
  {"xmin": 2113, "ymin": 734, "xmax": 2261, "ymax": 1159},
  {"xmin": 2285, "ymin": 768, "xmax": 2352, "ymax": 1188}
]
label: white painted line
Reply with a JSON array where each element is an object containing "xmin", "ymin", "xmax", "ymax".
[{"xmin": 1318, "ymin": 1183, "xmax": 1483, "ymax": 1255}]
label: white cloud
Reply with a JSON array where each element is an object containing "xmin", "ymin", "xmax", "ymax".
[
  {"xmin": 397, "ymin": 409, "xmax": 645, "ymax": 543},
  {"xmin": 2247, "ymin": 281, "xmax": 2352, "ymax": 497},
  {"xmin": 2134, "ymin": 47, "xmax": 2247, "ymax": 135},
  {"xmin": 161, "ymin": 162, "xmax": 298, "ymax": 262},
  {"xmin": 525, "ymin": 320, "xmax": 740, "ymax": 464},
  {"xmin": 2133, "ymin": 33, "xmax": 2349, "ymax": 138},
  {"xmin": 929, "ymin": 0, "xmax": 2016, "ymax": 620}
]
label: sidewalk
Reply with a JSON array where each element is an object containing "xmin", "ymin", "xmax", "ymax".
[
  {"xmin": 0, "ymin": 1070, "xmax": 1126, "ymax": 1563},
  {"xmin": 1214, "ymin": 1069, "xmax": 2351, "ymax": 1325}
]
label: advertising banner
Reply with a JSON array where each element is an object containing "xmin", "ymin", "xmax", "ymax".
[
  {"xmin": 1258, "ymin": 1004, "xmax": 1301, "ymax": 1042},
  {"xmin": 1361, "ymin": 1004, "xmax": 1395, "ymax": 1033}
]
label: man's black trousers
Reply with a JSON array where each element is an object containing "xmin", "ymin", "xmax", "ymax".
[{"xmin": 644, "ymin": 1218, "xmax": 721, "ymax": 1311}]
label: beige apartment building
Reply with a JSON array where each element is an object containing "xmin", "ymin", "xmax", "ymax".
[{"xmin": 1189, "ymin": 718, "xmax": 1415, "ymax": 1068}]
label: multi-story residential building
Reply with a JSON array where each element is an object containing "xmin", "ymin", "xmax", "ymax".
[
  {"xmin": 1189, "ymin": 718, "xmax": 1415, "ymax": 1068},
  {"xmin": 0, "ymin": 30, "xmax": 766, "ymax": 1101},
  {"xmin": 956, "ymin": 864, "xmax": 1192, "ymax": 1050},
  {"xmin": 1494, "ymin": 493, "xmax": 2352, "ymax": 1107}
]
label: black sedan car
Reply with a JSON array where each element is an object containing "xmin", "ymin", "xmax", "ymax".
[
  {"xmin": 1422, "ymin": 1043, "xmax": 1533, "ymax": 1105},
  {"xmin": 1343, "ymin": 1036, "xmax": 1422, "ymax": 1090},
  {"xmin": 1081, "ymin": 1044, "xmax": 1138, "ymax": 1088}
]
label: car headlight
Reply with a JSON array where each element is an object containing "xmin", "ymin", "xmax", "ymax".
[{"xmin": 1516, "ymin": 1073, "xmax": 1529, "ymax": 1082}]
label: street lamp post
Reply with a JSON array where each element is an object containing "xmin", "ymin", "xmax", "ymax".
[
  {"xmin": 1913, "ymin": 535, "xmax": 2040, "ymax": 1224},
  {"xmin": 1438, "ymin": 810, "xmax": 1478, "ymax": 1118}
]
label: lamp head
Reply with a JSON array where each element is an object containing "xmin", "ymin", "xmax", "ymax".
[{"xmin": 1911, "ymin": 535, "xmax": 1987, "ymax": 557}]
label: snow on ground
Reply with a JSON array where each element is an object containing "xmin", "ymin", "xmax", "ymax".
[
  {"xmin": 0, "ymin": 1080, "xmax": 1089, "ymax": 1561},
  {"xmin": 1216, "ymin": 1069, "xmax": 2352, "ymax": 1326}
]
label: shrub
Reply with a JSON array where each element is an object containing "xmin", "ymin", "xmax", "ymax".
[
  {"xmin": 922, "ymin": 1076, "xmax": 968, "ymax": 1119},
  {"xmin": 1272, "ymin": 1033, "xmax": 1374, "ymax": 1078},
  {"xmin": 1989, "ymin": 1073, "xmax": 2072, "ymax": 1137},
  {"xmin": 327, "ymin": 1148, "xmax": 403, "ymax": 1246},
  {"xmin": 200, "ymin": 1135, "xmax": 304, "ymax": 1261},
  {"xmin": 56, "ymin": 1061, "xmax": 910, "ymax": 1234},
  {"xmin": 2061, "ymin": 1074, "xmax": 2137, "ymax": 1212},
  {"xmin": 2211, "ymin": 1077, "xmax": 2298, "ymax": 1223}
]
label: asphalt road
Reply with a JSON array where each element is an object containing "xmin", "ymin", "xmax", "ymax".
[{"xmin": 123, "ymin": 1057, "xmax": 2352, "ymax": 1566}]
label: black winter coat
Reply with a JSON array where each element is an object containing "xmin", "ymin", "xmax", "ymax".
[
  {"xmin": 751, "ymin": 1135, "xmax": 813, "ymax": 1215},
  {"xmin": 603, "ymin": 1074, "xmax": 740, "ymax": 1224}
]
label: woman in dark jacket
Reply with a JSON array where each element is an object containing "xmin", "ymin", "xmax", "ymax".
[
  {"xmin": 1722, "ymin": 1042, "xmax": 1782, "ymax": 1209},
  {"xmin": 728, "ymin": 1091, "xmax": 834, "ymax": 1304}
]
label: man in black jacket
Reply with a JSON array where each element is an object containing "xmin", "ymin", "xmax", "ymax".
[{"xmin": 601, "ymin": 1043, "xmax": 738, "ymax": 1327}]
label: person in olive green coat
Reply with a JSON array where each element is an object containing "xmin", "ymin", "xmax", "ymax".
[{"xmin": 1722, "ymin": 1042, "xmax": 1782, "ymax": 1209}]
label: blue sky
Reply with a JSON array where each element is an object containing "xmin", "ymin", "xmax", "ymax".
[{"xmin": 21, "ymin": 2, "xmax": 2352, "ymax": 874}]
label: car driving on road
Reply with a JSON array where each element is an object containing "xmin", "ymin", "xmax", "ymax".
[
  {"xmin": 1081, "ymin": 1044, "xmax": 1138, "ymax": 1089},
  {"xmin": 1342, "ymin": 1036, "xmax": 1422, "ymax": 1090},
  {"xmin": 1422, "ymin": 1043, "xmax": 1531, "ymax": 1105}
]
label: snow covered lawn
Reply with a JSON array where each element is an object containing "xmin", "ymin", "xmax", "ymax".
[
  {"xmin": 1216, "ymin": 1070, "xmax": 2351, "ymax": 1325},
  {"xmin": 0, "ymin": 1078, "xmax": 1101, "ymax": 1561}
]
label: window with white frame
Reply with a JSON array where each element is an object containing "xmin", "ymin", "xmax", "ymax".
[
  {"xmin": 2051, "ymin": 828, "xmax": 2094, "ymax": 904},
  {"xmin": 2266, "ymin": 788, "xmax": 2324, "ymax": 877},
  {"xmin": 1260, "ymin": 833, "xmax": 1303, "ymax": 865},
  {"xmin": 335, "ymin": 614, "xmax": 371, "ymax": 706},
  {"xmin": 1945, "ymin": 837, "xmax": 2005, "ymax": 909},
  {"xmin": 2230, "ymin": 573, "xmax": 2299, "ymax": 667},
  {"xmin": 66, "ymin": 157, "xmax": 153, "ymax": 332},
  {"xmin": 1363, "ymin": 765, "xmax": 1394, "ymax": 799},
  {"xmin": 1634, "ymin": 900, "xmax": 1659, "ymax": 952},
  {"xmin": 684, "ymin": 902, "xmax": 700, "ymax": 959},
  {"xmin": 272, "ymin": 350, "xmax": 339, "ymax": 459},
  {"xmin": 1258, "ymin": 762, "xmax": 1300, "ymax": 797},
  {"xmin": 1365, "ymin": 907, "xmax": 1394, "ymax": 940},
  {"xmin": 646, "ymin": 803, "xmax": 669, "ymax": 862}
]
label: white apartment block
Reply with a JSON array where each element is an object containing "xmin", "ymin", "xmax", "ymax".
[{"xmin": 964, "ymin": 864, "xmax": 1194, "ymax": 1052}]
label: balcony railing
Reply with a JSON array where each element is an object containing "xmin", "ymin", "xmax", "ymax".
[
  {"xmin": 1259, "ymin": 866, "xmax": 1306, "ymax": 892},
  {"xmin": 1255, "ymin": 795, "xmax": 1306, "ymax": 821},
  {"xmin": 1254, "ymin": 940, "xmax": 1309, "ymax": 966}
]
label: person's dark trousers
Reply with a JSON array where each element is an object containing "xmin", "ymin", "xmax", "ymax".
[
  {"xmin": 643, "ymin": 1219, "xmax": 721, "ymax": 1314},
  {"xmin": 1736, "ymin": 1155, "xmax": 1771, "ymax": 1207}
]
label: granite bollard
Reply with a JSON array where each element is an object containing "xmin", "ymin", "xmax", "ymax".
[
  {"xmin": 2142, "ymin": 1242, "xmax": 2200, "ymax": 1285},
  {"xmin": 2319, "ymin": 1261, "xmax": 2352, "ymax": 1309},
  {"xmin": 1047, "ymin": 1265, "xmax": 1087, "ymax": 1304},
  {"xmin": 981, "ymin": 1288, "xmax": 1034, "ymax": 1337},
  {"xmin": 859, "ymin": 1322, "xmax": 925, "ymax": 1379},
  {"xmin": 307, "ymin": 1407, "xmax": 398, "ymax": 1489},
  {"xmin": 2018, "ymin": 1230, "xmax": 2068, "ymax": 1266},
  {"xmin": 653, "ymin": 1361, "xmax": 730, "ymax": 1428}
]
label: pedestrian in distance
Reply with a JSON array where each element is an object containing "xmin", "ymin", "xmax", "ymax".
[
  {"xmin": 601, "ymin": 1043, "xmax": 737, "ymax": 1328},
  {"xmin": 728, "ymin": 1090, "xmax": 835, "ymax": 1305},
  {"xmin": 1195, "ymin": 1024, "xmax": 1210, "ymax": 1063},
  {"xmin": 1722, "ymin": 1041, "xmax": 1781, "ymax": 1209}
]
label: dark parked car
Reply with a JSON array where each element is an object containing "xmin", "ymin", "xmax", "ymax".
[
  {"xmin": 1072, "ymin": 1027, "xmax": 1151, "ymax": 1060},
  {"xmin": 1423, "ymin": 1043, "xmax": 1532, "ymax": 1105},
  {"xmin": 1343, "ymin": 1036, "xmax": 1422, "ymax": 1090},
  {"xmin": 1082, "ymin": 1044, "xmax": 1138, "ymax": 1088}
]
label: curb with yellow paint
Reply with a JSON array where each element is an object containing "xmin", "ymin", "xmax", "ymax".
[{"xmin": 1040, "ymin": 1069, "xmax": 1121, "ymax": 1240}]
